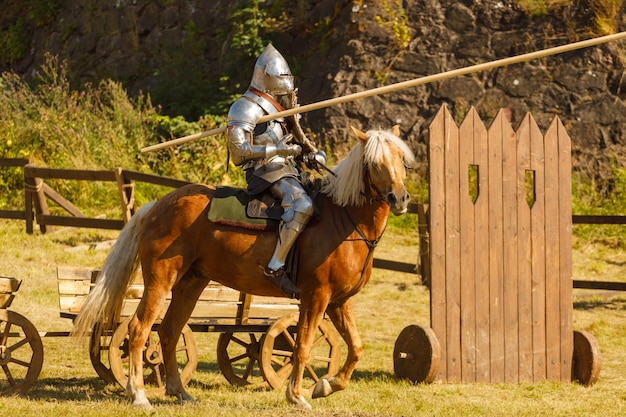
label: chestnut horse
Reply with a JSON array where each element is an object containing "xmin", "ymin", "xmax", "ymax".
[{"xmin": 72, "ymin": 126, "xmax": 415, "ymax": 411}]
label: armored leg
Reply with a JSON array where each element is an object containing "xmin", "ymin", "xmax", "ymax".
[{"xmin": 264, "ymin": 178, "xmax": 313, "ymax": 297}]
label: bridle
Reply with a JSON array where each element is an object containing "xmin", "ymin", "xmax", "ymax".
[
  {"xmin": 329, "ymin": 166, "xmax": 388, "ymax": 307},
  {"xmin": 361, "ymin": 165, "xmax": 388, "ymax": 204}
]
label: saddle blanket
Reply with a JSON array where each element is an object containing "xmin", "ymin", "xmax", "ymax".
[{"xmin": 207, "ymin": 186, "xmax": 281, "ymax": 230}]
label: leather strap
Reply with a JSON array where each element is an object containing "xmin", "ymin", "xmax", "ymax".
[{"xmin": 248, "ymin": 87, "xmax": 286, "ymax": 113}]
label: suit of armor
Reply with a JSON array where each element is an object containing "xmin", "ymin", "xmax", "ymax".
[{"xmin": 226, "ymin": 44, "xmax": 324, "ymax": 298}]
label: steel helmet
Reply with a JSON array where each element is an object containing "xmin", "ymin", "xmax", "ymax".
[{"xmin": 250, "ymin": 44, "xmax": 294, "ymax": 96}]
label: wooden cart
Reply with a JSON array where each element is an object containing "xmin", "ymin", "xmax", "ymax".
[{"xmin": 57, "ymin": 266, "xmax": 341, "ymax": 394}]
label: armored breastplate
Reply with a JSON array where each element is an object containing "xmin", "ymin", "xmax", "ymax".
[{"xmin": 252, "ymin": 119, "xmax": 286, "ymax": 146}]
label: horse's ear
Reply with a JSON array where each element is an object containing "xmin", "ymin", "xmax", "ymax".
[
  {"xmin": 392, "ymin": 125, "xmax": 400, "ymax": 137},
  {"xmin": 350, "ymin": 126, "xmax": 369, "ymax": 143}
]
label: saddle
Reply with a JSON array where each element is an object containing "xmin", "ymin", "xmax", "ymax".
[
  {"xmin": 207, "ymin": 173, "xmax": 323, "ymax": 230},
  {"xmin": 207, "ymin": 186, "xmax": 282, "ymax": 230}
]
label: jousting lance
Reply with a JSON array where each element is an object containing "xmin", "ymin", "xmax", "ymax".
[{"xmin": 141, "ymin": 31, "xmax": 626, "ymax": 154}]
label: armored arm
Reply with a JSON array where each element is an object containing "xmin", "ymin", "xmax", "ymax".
[{"xmin": 226, "ymin": 124, "xmax": 300, "ymax": 166}]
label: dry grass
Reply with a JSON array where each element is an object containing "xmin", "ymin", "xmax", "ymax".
[{"xmin": 0, "ymin": 218, "xmax": 625, "ymax": 416}]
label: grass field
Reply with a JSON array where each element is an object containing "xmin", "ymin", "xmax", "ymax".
[{"xmin": 1, "ymin": 218, "xmax": 625, "ymax": 416}]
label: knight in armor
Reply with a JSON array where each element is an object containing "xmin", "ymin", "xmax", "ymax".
[{"xmin": 225, "ymin": 44, "xmax": 326, "ymax": 298}]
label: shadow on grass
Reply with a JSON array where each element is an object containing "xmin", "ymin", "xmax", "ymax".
[
  {"xmin": 350, "ymin": 368, "xmax": 397, "ymax": 383},
  {"xmin": 24, "ymin": 377, "xmax": 120, "ymax": 402},
  {"xmin": 573, "ymin": 295, "xmax": 626, "ymax": 310}
]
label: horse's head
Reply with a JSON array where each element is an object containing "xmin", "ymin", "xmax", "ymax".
[{"xmin": 351, "ymin": 126, "xmax": 415, "ymax": 215}]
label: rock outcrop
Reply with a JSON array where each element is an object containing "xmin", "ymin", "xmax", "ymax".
[{"xmin": 2, "ymin": 0, "xmax": 625, "ymax": 184}]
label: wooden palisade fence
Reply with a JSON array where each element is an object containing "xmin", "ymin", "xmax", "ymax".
[{"xmin": 428, "ymin": 104, "xmax": 578, "ymax": 383}]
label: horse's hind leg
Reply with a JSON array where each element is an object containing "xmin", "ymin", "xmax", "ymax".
[
  {"xmin": 127, "ymin": 282, "xmax": 170, "ymax": 410},
  {"xmin": 159, "ymin": 272, "xmax": 208, "ymax": 403},
  {"xmin": 312, "ymin": 299, "xmax": 362, "ymax": 399}
]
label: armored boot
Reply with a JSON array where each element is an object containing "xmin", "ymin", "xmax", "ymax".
[{"xmin": 264, "ymin": 212, "xmax": 309, "ymax": 298}]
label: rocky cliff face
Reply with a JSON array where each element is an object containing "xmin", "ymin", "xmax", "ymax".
[{"xmin": 2, "ymin": 0, "xmax": 626, "ymax": 185}]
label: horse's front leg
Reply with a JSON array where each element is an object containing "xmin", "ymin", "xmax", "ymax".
[
  {"xmin": 312, "ymin": 298, "xmax": 362, "ymax": 399},
  {"xmin": 286, "ymin": 297, "xmax": 328, "ymax": 410},
  {"xmin": 159, "ymin": 274, "xmax": 207, "ymax": 403}
]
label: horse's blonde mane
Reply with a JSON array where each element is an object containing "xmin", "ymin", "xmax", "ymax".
[{"xmin": 321, "ymin": 129, "xmax": 416, "ymax": 207}]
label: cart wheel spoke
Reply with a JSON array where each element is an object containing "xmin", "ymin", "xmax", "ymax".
[
  {"xmin": 305, "ymin": 364, "xmax": 320, "ymax": 382},
  {"xmin": 230, "ymin": 352, "xmax": 250, "ymax": 363},
  {"xmin": 217, "ymin": 332, "xmax": 264, "ymax": 387},
  {"xmin": 261, "ymin": 313, "xmax": 341, "ymax": 390},
  {"xmin": 2, "ymin": 364, "xmax": 15, "ymax": 386}
]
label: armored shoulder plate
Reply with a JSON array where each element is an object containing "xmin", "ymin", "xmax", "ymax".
[{"xmin": 227, "ymin": 96, "xmax": 265, "ymax": 132}]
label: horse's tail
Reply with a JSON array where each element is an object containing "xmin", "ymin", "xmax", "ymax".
[{"xmin": 71, "ymin": 201, "xmax": 156, "ymax": 339}]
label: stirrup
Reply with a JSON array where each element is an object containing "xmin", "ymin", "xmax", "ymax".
[{"xmin": 264, "ymin": 267, "xmax": 301, "ymax": 299}]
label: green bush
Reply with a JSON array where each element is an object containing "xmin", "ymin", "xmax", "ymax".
[{"xmin": 0, "ymin": 55, "xmax": 235, "ymax": 211}]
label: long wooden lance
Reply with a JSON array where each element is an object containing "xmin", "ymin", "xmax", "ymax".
[{"xmin": 141, "ymin": 31, "xmax": 626, "ymax": 153}]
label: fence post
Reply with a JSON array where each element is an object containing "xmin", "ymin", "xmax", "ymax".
[
  {"xmin": 115, "ymin": 167, "xmax": 135, "ymax": 224},
  {"xmin": 23, "ymin": 165, "xmax": 50, "ymax": 234}
]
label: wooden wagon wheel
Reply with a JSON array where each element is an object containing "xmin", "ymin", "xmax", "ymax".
[
  {"xmin": 108, "ymin": 317, "xmax": 198, "ymax": 395},
  {"xmin": 0, "ymin": 310, "xmax": 44, "ymax": 396},
  {"xmin": 572, "ymin": 330, "xmax": 601, "ymax": 386},
  {"xmin": 260, "ymin": 312, "xmax": 341, "ymax": 390},
  {"xmin": 88, "ymin": 321, "xmax": 117, "ymax": 384},
  {"xmin": 393, "ymin": 324, "xmax": 440, "ymax": 384},
  {"xmin": 217, "ymin": 332, "xmax": 266, "ymax": 387}
]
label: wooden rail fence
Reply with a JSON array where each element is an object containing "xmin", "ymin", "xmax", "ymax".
[
  {"xmin": 1, "ymin": 153, "xmax": 625, "ymax": 294},
  {"xmin": 0, "ymin": 158, "xmax": 191, "ymax": 234}
]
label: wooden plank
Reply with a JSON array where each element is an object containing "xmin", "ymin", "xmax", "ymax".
[
  {"xmin": 572, "ymin": 215, "xmax": 626, "ymax": 224},
  {"xmin": 42, "ymin": 183, "xmax": 86, "ymax": 217},
  {"xmin": 38, "ymin": 215, "xmax": 125, "ymax": 230},
  {"xmin": 557, "ymin": 117, "xmax": 574, "ymax": 381},
  {"xmin": 57, "ymin": 266, "xmax": 96, "ymax": 281},
  {"xmin": 23, "ymin": 165, "xmax": 117, "ymax": 181},
  {"xmin": 417, "ymin": 204, "xmax": 431, "ymax": 286},
  {"xmin": 488, "ymin": 110, "xmax": 507, "ymax": 382},
  {"xmin": 516, "ymin": 113, "xmax": 533, "ymax": 382},
  {"xmin": 573, "ymin": 280, "xmax": 626, "ymax": 291},
  {"xmin": 57, "ymin": 280, "xmax": 91, "ymax": 295},
  {"xmin": 0, "ymin": 210, "xmax": 26, "ymax": 220},
  {"xmin": 459, "ymin": 107, "xmax": 477, "ymax": 382},
  {"xmin": 0, "ymin": 277, "xmax": 22, "ymax": 293},
  {"xmin": 123, "ymin": 170, "xmax": 193, "ymax": 188},
  {"xmin": 489, "ymin": 111, "xmax": 519, "ymax": 383},
  {"xmin": 544, "ymin": 116, "xmax": 561, "ymax": 381},
  {"xmin": 0, "ymin": 158, "xmax": 29, "ymax": 167},
  {"xmin": 428, "ymin": 105, "xmax": 448, "ymax": 381},
  {"xmin": 472, "ymin": 108, "xmax": 490, "ymax": 383},
  {"xmin": 0, "ymin": 294, "xmax": 15, "ymax": 309},
  {"xmin": 444, "ymin": 106, "xmax": 461, "ymax": 382},
  {"xmin": 59, "ymin": 295, "xmax": 87, "ymax": 312},
  {"xmin": 372, "ymin": 259, "xmax": 417, "ymax": 274},
  {"xmin": 529, "ymin": 113, "xmax": 547, "ymax": 382}
]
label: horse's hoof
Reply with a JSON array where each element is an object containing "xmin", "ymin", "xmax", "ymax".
[
  {"xmin": 176, "ymin": 392, "xmax": 195, "ymax": 404},
  {"xmin": 132, "ymin": 399, "xmax": 154, "ymax": 412},
  {"xmin": 294, "ymin": 396, "xmax": 313, "ymax": 411},
  {"xmin": 312, "ymin": 378, "xmax": 333, "ymax": 399},
  {"xmin": 286, "ymin": 389, "xmax": 313, "ymax": 411}
]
